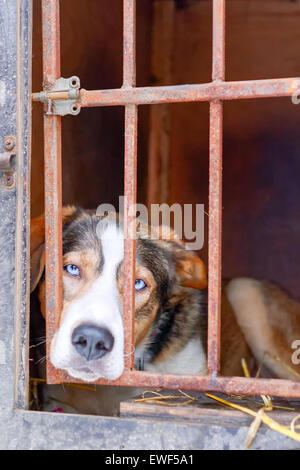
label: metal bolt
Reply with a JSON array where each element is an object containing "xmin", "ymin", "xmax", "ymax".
[
  {"xmin": 4, "ymin": 136, "xmax": 16, "ymax": 151},
  {"xmin": 2, "ymin": 173, "xmax": 15, "ymax": 189}
]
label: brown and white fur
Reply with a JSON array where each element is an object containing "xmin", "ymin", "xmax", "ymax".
[{"xmin": 30, "ymin": 206, "xmax": 300, "ymax": 414}]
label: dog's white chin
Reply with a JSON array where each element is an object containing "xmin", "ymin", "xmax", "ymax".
[{"xmin": 65, "ymin": 366, "xmax": 123, "ymax": 382}]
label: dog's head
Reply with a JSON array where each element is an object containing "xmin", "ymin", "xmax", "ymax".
[{"xmin": 31, "ymin": 206, "xmax": 207, "ymax": 382}]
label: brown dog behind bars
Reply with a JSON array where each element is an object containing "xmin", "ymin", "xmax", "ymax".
[{"xmin": 30, "ymin": 206, "xmax": 300, "ymax": 414}]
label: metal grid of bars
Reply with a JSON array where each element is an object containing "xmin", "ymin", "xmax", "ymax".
[{"xmin": 41, "ymin": 0, "xmax": 300, "ymax": 397}]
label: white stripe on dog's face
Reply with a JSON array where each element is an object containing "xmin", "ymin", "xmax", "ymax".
[{"xmin": 50, "ymin": 223, "xmax": 125, "ymax": 382}]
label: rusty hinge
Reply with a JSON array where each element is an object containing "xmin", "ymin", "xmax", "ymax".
[
  {"xmin": 0, "ymin": 136, "xmax": 16, "ymax": 189},
  {"xmin": 32, "ymin": 76, "xmax": 81, "ymax": 116}
]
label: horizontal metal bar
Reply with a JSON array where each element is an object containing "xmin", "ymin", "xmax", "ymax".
[
  {"xmin": 79, "ymin": 77, "xmax": 300, "ymax": 107},
  {"xmin": 32, "ymin": 77, "xmax": 300, "ymax": 108},
  {"xmin": 58, "ymin": 370, "xmax": 300, "ymax": 398},
  {"xmin": 32, "ymin": 90, "xmax": 77, "ymax": 102}
]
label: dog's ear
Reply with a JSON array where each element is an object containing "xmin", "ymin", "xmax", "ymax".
[
  {"xmin": 30, "ymin": 205, "xmax": 78, "ymax": 292},
  {"xmin": 174, "ymin": 249, "xmax": 207, "ymax": 290},
  {"xmin": 155, "ymin": 224, "xmax": 207, "ymax": 290}
]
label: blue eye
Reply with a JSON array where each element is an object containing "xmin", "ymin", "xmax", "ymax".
[
  {"xmin": 135, "ymin": 279, "xmax": 147, "ymax": 291},
  {"xmin": 64, "ymin": 264, "xmax": 80, "ymax": 277}
]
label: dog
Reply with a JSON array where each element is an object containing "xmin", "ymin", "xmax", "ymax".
[{"xmin": 30, "ymin": 206, "xmax": 300, "ymax": 414}]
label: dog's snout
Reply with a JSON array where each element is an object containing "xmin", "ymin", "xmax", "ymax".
[{"xmin": 71, "ymin": 324, "xmax": 114, "ymax": 361}]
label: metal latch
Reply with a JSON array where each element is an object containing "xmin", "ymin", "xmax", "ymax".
[
  {"xmin": 32, "ymin": 76, "xmax": 81, "ymax": 116},
  {"xmin": 0, "ymin": 136, "xmax": 16, "ymax": 188}
]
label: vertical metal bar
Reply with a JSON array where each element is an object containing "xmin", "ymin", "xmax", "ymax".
[
  {"xmin": 123, "ymin": 0, "xmax": 136, "ymax": 89},
  {"xmin": 207, "ymin": 101, "xmax": 223, "ymax": 375},
  {"xmin": 207, "ymin": 0, "xmax": 225, "ymax": 375},
  {"xmin": 123, "ymin": 0, "xmax": 137, "ymax": 369},
  {"xmin": 147, "ymin": 0, "xmax": 175, "ymax": 207},
  {"xmin": 42, "ymin": 0, "xmax": 62, "ymax": 383},
  {"xmin": 123, "ymin": 105, "xmax": 137, "ymax": 370},
  {"xmin": 212, "ymin": 0, "xmax": 225, "ymax": 82}
]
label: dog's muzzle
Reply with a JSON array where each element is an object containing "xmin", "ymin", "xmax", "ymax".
[{"xmin": 71, "ymin": 323, "xmax": 114, "ymax": 361}]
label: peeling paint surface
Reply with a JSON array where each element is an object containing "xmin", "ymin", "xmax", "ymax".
[
  {"xmin": 0, "ymin": 81, "xmax": 5, "ymax": 106},
  {"xmin": 0, "ymin": 341, "xmax": 6, "ymax": 364},
  {"xmin": 0, "ymin": 0, "xmax": 18, "ymax": 414}
]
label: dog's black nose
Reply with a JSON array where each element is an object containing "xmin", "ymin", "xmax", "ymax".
[{"xmin": 71, "ymin": 324, "xmax": 114, "ymax": 361}]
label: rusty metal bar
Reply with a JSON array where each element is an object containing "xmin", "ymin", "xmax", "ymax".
[
  {"xmin": 147, "ymin": 0, "xmax": 175, "ymax": 207},
  {"xmin": 32, "ymin": 90, "xmax": 72, "ymax": 102},
  {"xmin": 34, "ymin": 77, "xmax": 300, "ymax": 107},
  {"xmin": 123, "ymin": 104, "xmax": 138, "ymax": 370},
  {"xmin": 122, "ymin": 0, "xmax": 137, "ymax": 370},
  {"xmin": 207, "ymin": 0, "xmax": 225, "ymax": 376},
  {"xmin": 42, "ymin": 0, "xmax": 60, "ymax": 88},
  {"xmin": 123, "ymin": 0, "xmax": 136, "ymax": 88},
  {"xmin": 58, "ymin": 369, "xmax": 300, "ymax": 399},
  {"xmin": 79, "ymin": 77, "xmax": 300, "ymax": 107},
  {"xmin": 212, "ymin": 0, "xmax": 225, "ymax": 81},
  {"xmin": 42, "ymin": 0, "xmax": 62, "ymax": 384},
  {"xmin": 207, "ymin": 101, "xmax": 223, "ymax": 375}
]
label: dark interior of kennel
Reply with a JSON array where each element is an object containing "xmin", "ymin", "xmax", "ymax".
[{"xmin": 31, "ymin": 0, "xmax": 300, "ymax": 306}]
